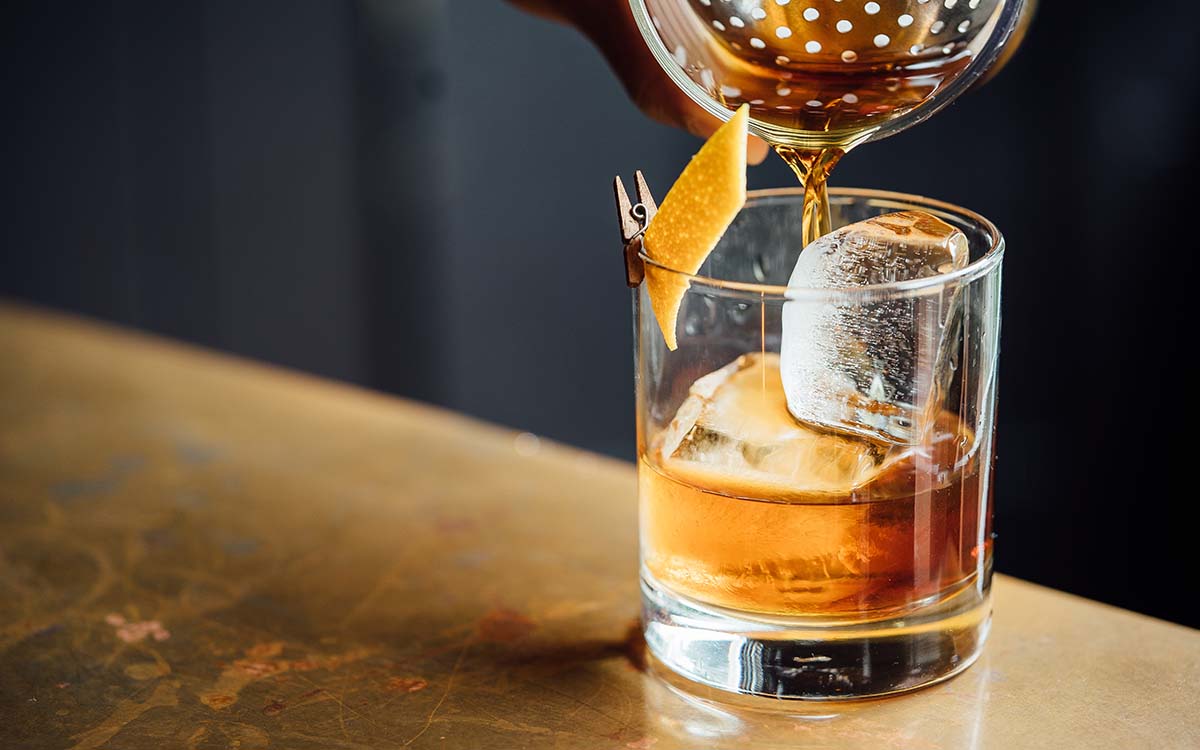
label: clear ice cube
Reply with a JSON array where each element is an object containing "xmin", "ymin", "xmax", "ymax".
[
  {"xmin": 780, "ymin": 211, "xmax": 968, "ymax": 445},
  {"xmin": 658, "ymin": 353, "xmax": 890, "ymax": 495}
]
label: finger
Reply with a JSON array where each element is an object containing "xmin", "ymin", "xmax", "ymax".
[
  {"xmin": 747, "ymin": 135, "xmax": 770, "ymax": 165},
  {"xmin": 570, "ymin": 2, "xmax": 772, "ymax": 166},
  {"xmin": 676, "ymin": 98, "xmax": 772, "ymax": 166}
]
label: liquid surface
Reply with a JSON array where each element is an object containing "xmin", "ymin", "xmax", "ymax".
[{"xmin": 640, "ymin": 353, "xmax": 991, "ymax": 617}]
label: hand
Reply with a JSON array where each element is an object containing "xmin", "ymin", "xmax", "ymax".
[{"xmin": 509, "ymin": 0, "xmax": 770, "ymax": 164}]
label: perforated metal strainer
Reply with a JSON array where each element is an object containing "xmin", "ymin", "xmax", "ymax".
[{"xmin": 632, "ymin": 0, "xmax": 1033, "ymax": 149}]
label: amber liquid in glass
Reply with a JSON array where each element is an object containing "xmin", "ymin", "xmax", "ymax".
[{"xmin": 639, "ymin": 353, "xmax": 991, "ymax": 618}]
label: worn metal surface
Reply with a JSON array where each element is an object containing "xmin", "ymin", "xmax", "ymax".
[{"xmin": 1, "ymin": 302, "xmax": 1197, "ymax": 749}]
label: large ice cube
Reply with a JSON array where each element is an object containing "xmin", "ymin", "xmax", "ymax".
[
  {"xmin": 780, "ymin": 211, "xmax": 968, "ymax": 445},
  {"xmin": 658, "ymin": 353, "xmax": 890, "ymax": 496}
]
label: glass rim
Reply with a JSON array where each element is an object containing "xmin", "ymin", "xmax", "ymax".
[{"xmin": 638, "ymin": 187, "xmax": 1004, "ymax": 300}]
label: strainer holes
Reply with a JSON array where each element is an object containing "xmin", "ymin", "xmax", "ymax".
[{"xmin": 873, "ymin": 33, "xmax": 890, "ymax": 48}]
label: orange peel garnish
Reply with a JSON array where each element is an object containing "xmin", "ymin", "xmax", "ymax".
[{"xmin": 643, "ymin": 104, "xmax": 749, "ymax": 350}]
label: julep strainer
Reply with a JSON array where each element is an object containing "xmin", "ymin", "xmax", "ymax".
[{"xmin": 630, "ymin": 0, "xmax": 1034, "ymax": 151}]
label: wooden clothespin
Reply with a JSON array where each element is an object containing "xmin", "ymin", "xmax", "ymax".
[{"xmin": 612, "ymin": 171, "xmax": 657, "ymax": 288}]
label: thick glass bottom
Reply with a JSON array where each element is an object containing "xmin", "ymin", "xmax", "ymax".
[{"xmin": 641, "ymin": 570, "xmax": 992, "ymax": 700}]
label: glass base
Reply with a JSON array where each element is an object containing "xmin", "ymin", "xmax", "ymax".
[{"xmin": 641, "ymin": 571, "xmax": 992, "ymax": 700}]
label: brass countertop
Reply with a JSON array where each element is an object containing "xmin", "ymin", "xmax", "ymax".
[{"xmin": 1, "ymin": 302, "xmax": 1196, "ymax": 749}]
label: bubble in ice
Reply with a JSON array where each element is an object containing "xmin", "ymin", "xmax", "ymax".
[{"xmin": 780, "ymin": 211, "xmax": 969, "ymax": 445}]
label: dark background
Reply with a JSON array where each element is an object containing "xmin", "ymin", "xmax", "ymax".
[{"xmin": 2, "ymin": 2, "xmax": 1195, "ymax": 627}]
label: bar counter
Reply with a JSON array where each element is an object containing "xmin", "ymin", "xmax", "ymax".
[{"xmin": 1, "ymin": 302, "xmax": 1196, "ymax": 749}]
